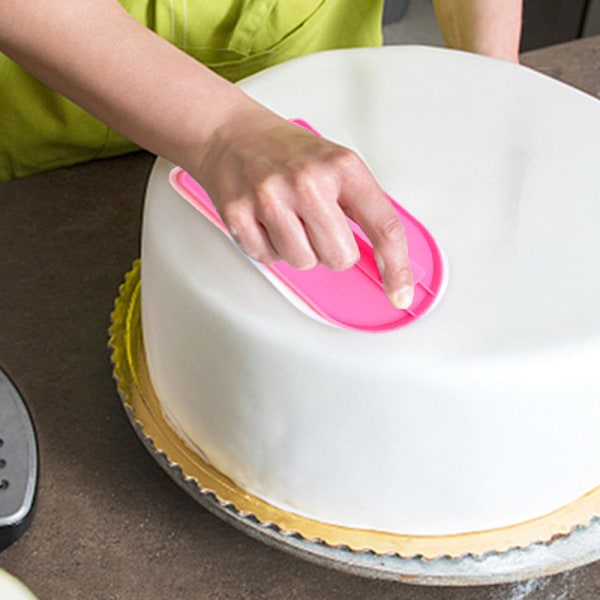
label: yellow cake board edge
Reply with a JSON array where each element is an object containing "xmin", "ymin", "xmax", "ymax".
[{"xmin": 109, "ymin": 261, "xmax": 600, "ymax": 560}]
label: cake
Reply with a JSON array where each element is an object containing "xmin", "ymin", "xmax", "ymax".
[{"xmin": 139, "ymin": 47, "xmax": 600, "ymax": 537}]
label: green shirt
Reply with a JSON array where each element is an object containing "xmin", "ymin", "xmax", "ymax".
[{"xmin": 0, "ymin": 0, "xmax": 383, "ymax": 180}]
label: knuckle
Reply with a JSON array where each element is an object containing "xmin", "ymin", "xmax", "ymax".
[
  {"xmin": 290, "ymin": 163, "xmax": 328, "ymax": 205},
  {"xmin": 255, "ymin": 178, "xmax": 286, "ymax": 223},
  {"xmin": 320, "ymin": 240, "xmax": 359, "ymax": 271},
  {"xmin": 323, "ymin": 251, "xmax": 358, "ymax": 272},
  {"xmin": 374, "ymin": 212, "xmax": 406, "ymax": 243},
  {"xmin": 238, "ymin": 235, "xmax": 275, "ymax": 264},
  {"xmin": 220, "ymin": 205, "xmax": 274, "ymax": 262},
  {"xmin": 252, "ymin": 249, "xmax": 278, "ymax": 265},
  {"xmin": 222, "ymin": 204, "xmax": 251, "ymax": 239},
  {"xmin": 330, "ymin": 146, "xmax": 361, "ymax": 172},
  {"xmin": 291, "ymin": 162, "xmax": 320, "ymax": 190},
  {"xmin": 384, "ymin": 254, "xmax": 412, "ymax": 284},
  {"xmin": 292, "ymin": 164, "xmax": 339, "ymax": 214}
]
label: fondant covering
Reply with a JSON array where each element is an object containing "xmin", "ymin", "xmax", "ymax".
[{"xmin": 141, "ymin": 47, "xmax": 600, "ymax": 535}]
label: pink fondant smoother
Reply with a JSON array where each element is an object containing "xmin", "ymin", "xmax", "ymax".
[{"xmin": 168, "ymin": 120, "xmax": 445, "ymax": 332}]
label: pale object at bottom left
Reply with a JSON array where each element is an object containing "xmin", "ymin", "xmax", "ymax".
[{"xmin": 0, "ymin": 570, "xmax": 38, "ymax": 600}]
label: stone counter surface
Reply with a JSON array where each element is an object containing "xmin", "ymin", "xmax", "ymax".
[{"xmin": 1, "ymin": 38, "xmax": 599, "ymax": 600}]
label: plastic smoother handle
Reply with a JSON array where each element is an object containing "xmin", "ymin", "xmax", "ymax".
[{"xmin": 169, "ymin": 121, "xmax": 445, "ymax": 332}]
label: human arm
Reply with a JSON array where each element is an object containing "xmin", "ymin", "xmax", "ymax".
[
  {"xmin": 433, "ymin": 0, "xmax": 523, "ymax": 62},
  {"xmin": 0, "ymin": 0, "xmax": 413, "ymax": 308}
]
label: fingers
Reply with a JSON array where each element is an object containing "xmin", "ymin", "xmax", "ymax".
[
  {"xmin": 250, "ymin": 175, "xmax": 318, "ymax": 270},
  {"xmin": 224, "ymin": 206, "xmax": 280, "ymax": 265},
  {"xmin": 221, "ymin": 181, "xmax": 357, "ymax": 272},
  {"xmin": 220, "ymin": 151, "xmax": 361, "ymax": 272},
  {"xmin": 336, "ymin": 154, "xmax": 414, "ymax": 310},
  {"xmin": 289, "ymin": 168, "xmax": 360, "ymax": 271},
  {"xmin": 353, "ymin": 203, "xmax": 414, "ymax": 310}
]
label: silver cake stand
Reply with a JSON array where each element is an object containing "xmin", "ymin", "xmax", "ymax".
[
  {"xmin": 135, "ymin": 421, "xmax": 600, "ymax": 586},
  {"xmin": 110, "ymin": 263, "xmax": 600, "ymax": 586}
]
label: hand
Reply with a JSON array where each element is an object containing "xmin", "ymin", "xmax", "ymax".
[{"xmin": 194, "ymin": 106, "xmax": 414, "ymax": 309}]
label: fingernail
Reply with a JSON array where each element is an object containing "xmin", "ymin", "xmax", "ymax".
[
  {"xmin": 297, "ymin": 258, "xmax": 318, "ymax": 270},
  {"xmin": 391, "ymin": 285, "xmax": 414, "ymax": 310}
]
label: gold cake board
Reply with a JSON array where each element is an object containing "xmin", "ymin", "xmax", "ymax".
[{"xmin": 109, "ymin": 262, "xmax": 600, "ymax": 585}]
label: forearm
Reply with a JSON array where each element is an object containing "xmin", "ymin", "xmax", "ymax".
[
  {"xmin": 0, "ymin": 0, "xmax": 261, "ymax": 175},
  {"xmin": 433, "ymin": 0, "xmax": 522, "ymax": 62},
  {"xmin": 0, "ymin": 0, "xmax": 415, "ymax": 307}
]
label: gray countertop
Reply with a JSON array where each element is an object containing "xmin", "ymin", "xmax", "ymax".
[{"xmin": 1, "ymin": 37, "xmax": 599, "ymax": 600}]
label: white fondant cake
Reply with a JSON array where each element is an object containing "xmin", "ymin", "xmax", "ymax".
[{"xmin": 141, "ymin": 47, "xmax": 600, "ymax": 536}]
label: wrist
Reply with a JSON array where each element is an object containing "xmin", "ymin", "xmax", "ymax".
[{"xmin": 187, "ymin": 95, "xmax": 285, "ymax": 185}]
